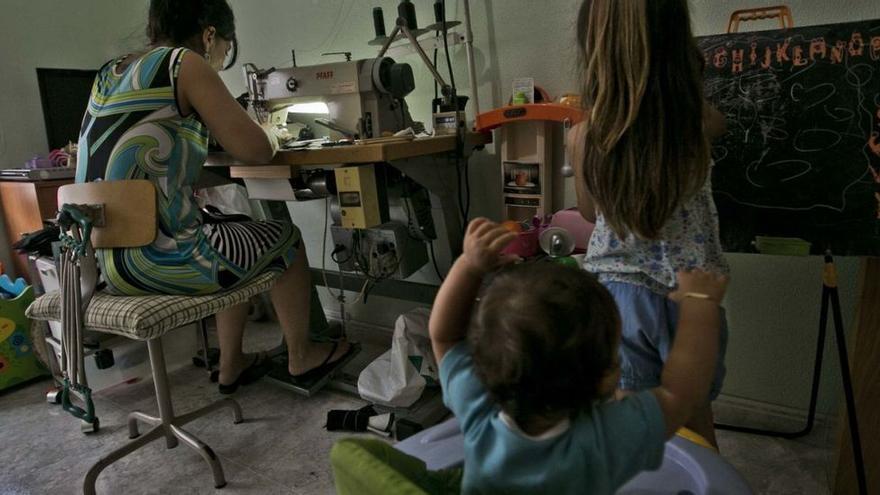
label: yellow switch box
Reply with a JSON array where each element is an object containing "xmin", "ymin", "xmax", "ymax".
[{"xmin": 334, "ymin": 165, "xmax": 383, "ymax": 229}]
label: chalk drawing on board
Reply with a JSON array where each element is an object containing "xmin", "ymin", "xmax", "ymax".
[{"xmin": 697, "ymin": 20, "xmax": 880, "ymax": 255}]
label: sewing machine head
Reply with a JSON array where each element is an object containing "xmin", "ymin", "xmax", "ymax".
[{"xmin": 243, "ymin": 57, "xmax": 415, "ymax": 140}]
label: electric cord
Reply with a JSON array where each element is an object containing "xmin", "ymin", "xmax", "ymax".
[
  {"xmin": 433, "ymin": 38, "xmax": 439, "ymax": 102},
  {"xmin": 428, "ymin": 240, "xmax": 445, "ymax": 282},
  {"xmin": 321, "ymin": 197, "xmax": 344, "ymax": 300},
  {"xmin": 440, "ymin": 0, "xmax": 456, "ymax": 90},
  {"xmin": 454, "ymin": 154, "xmax": 466, "ymax": 225},
  {"xmin": 463, "ymin": 156, "xmax": 471, "ymax": 220},
  {"xmin": 439, "ymin": 0, "xmax": 469, "ymax": 225}
]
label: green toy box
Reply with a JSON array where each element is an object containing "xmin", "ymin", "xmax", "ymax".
[{"xmin": 0, "ymin": 286, "xmax": 49, "ymax": 391}]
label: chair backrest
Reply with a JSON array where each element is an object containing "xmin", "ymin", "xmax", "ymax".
[{"xmin": 57, "ymin": 180, "xmax": 157, "ymax": 249}]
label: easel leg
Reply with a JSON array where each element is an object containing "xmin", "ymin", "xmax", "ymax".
[
  {"xmin": 828, "ymin": 275, "xmax": 868, "ymax": 495},
  {"xmin": 714, "ymin": 271, "xmax": 829, "ymax": 439},
  {"xmin": 715, "ymin": 255, "xmax": 868, "ymax": 495}
]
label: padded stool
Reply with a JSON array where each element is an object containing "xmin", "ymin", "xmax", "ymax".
[{"xmin": 28, "ymin": 270, "xmax": 280, "ymax": 494}]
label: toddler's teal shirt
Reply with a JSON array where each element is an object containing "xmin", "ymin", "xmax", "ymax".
[{"xmin": 440, "ymin": 342, "xmax": 666, "ymax": 494}]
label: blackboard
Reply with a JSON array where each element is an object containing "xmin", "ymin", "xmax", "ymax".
[{"xmin": 698, "ymin": 20, "xmax": 880, "ymax": 256}]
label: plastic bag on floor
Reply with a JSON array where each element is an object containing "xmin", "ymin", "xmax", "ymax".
[{"xmin": 358, "ymin": 308, "xmax": 438, "ymax": 408}]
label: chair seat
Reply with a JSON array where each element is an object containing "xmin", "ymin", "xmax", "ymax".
[{"xmin": 26, "ymin": 271, "xmax": 279, "ymax": 341}]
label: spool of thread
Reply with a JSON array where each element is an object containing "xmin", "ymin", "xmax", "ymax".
[
  {"xmin": 372, "ymin": 7, "xmax": 386, "ymax": 37},
  {"xmin": 398, "ymin": 0, "xmax": 418, "ymax": 30},
  {"xmin": 433, "ymin": 0, "xmax": 444, "ymax": 24}
]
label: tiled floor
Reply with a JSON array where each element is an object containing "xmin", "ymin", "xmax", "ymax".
[{"xmin": 0, "ymin": 322, "xmax": 837, "ymax": 494}]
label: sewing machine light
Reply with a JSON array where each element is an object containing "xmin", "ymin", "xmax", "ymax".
[{"xmin": 288, "ymin": 102, "xmax": 330, "ymax": 114}]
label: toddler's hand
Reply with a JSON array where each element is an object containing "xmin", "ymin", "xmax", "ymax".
[
  {"xmin": 460, "ymin": 217, "xmax": 519, "ymax": 276},
  {"xmin": 669, "ymin": 269, "xmax": 729, "ymax": 304}
]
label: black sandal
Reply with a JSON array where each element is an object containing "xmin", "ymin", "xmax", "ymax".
[
  {"xmin": 218, "ymin": 353, "xmax": 272, "ymax": 395},
  {"xmin": 288, "ymin": 342, "xmax": 356, "ymax": 385}
]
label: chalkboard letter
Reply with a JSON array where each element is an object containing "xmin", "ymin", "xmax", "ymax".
[
  {"xmin": 732, "ymin": 49, "xmax": 745, "ymax": 73},
  {"xmin": 831, "ymin": 40, "xmax": 847, "ymax": 63},
  {"xmin": 810, "ymin": 38, "xmax": 827, "ymax": 61},
  {"xmin": 871, "ymin": 36, "xmax": 880, "ymax": 61},
  {"xmin": 762, "ymin": 46, "xmax": 773, "ymax": 68},
  {"xmin": 849, "ymin": 32, "xmax": 865, "ymax": 57},
  {"xmin": 793, "ymin": 45, "xmax": 808, "ymax": 66},
  {"xmin": 750, "ymin": 41, "xmax": 759, "ymax": 66},
  {"xmin": 776, "ymin": 38, "xmax": 791, "ymax": 63},
  {"xmin": 714, "ymin": 47, "xmax": 729, "ymax": 70}
]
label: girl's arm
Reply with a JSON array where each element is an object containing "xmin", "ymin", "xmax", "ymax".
[
  {"xmin": 568, "ymin": 122, "xmax": 597, "ymax": 222},
  {"xmin": 429, "ymin": 218, "xmax": 517, "ymax": 364},
  {"xmin": 177, "ymin": 51, "xmax": 276, "ymax": 163},
  {"xmin": 703, "ymin": 101, "xmax": 727, "ymax": 142}
]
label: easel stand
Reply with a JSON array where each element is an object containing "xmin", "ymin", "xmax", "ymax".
[{"xmin": 715, "ymin": 253, "xmax": 868, "ymax": 495}]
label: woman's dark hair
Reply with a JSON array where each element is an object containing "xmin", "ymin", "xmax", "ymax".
[
  {"xmin": 469, "ymin": 262, "xmax": 620, "ymax": 426},
  {"xmin": 147, "ymin": 0, "xmax": 238, "ymax": 70}
]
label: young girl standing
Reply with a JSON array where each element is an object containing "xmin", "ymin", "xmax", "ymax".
[{"xmin": 572, "ymin": 0, "xmax": 729, "ymax": 446}]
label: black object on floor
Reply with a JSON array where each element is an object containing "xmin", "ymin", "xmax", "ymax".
[{"xmin": 326, "ymin": 405, "xmax": 377, "ymax": 432}]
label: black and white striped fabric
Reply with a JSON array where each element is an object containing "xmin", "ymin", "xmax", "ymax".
[{"xmin": 203, "ymin": 220, "xmax": 288, "ymax": 272}]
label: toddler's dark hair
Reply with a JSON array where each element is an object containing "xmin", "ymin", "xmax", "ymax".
[
  {"xmin": 148, "ymin": 0, "xmax": 238, "ymax": 70},
  {"xmin": 469, "ymin": 262, "xmax": 620, "ymax": 425}
]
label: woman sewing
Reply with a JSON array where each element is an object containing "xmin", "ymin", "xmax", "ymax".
[{"xmin": 76, "ymin": 0, "xmax": 352, "ymax": 393}]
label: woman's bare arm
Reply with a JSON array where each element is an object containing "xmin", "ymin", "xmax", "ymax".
[{"xmin": 177, "ymin": 51, "xmax": 275, "ymax": 163}]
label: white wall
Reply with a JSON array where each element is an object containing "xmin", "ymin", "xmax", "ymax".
[
  {"xmin": 0, "ymin": 0, "xmax": 147, "ymax": 277},
  {"xmin": 1, "ymin": 0, "xmax": 876, "ymax": 415},
  {"xmin": 0, "ymin": 1, "xmax": 147, "ymax": 168}
]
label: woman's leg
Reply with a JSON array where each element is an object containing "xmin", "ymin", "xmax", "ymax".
[
  {"xmin": 215, "ymin": 302, "xmax": 253, "ymax": 385},
  {"xmin": 271, "ymin": 243, "xmax": 350, "ymax": 375}
]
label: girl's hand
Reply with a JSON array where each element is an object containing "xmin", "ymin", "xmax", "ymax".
[
  {"xmin": 460, "ymin": 217, "xmax": 519, "ymax": 276},
  {"xmin": 669, "ymin": 269, "xmax": 729, "ymax": 304}
]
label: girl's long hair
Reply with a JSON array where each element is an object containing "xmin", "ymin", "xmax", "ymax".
[{"xmin": 577, "ymin": 0, "xmax": 709, "ymax": 239}]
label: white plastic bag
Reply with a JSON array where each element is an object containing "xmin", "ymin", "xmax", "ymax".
[
  {"xmin": 196, "ymin": 183, "xmax": 254, "ymax": 217},
  {"xmin": 358, "ymin": 308, "xmax": 438, "ymax": 407}
]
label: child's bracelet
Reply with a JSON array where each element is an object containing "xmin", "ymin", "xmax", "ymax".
[{"xmin": 682, "ymin": 292, "xmax": 715, "ymax": 303}]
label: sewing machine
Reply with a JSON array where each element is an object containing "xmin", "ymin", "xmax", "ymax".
[
  {"xmin": 243, "ymin": 57, "xmax": 416, "ymax": 139},
  {"xmin": 238, "ymin": 57, "xmax": 454, "ymax": 287}
]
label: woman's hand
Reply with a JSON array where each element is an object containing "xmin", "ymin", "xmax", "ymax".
[{"xmin": 459, "ymin": 218, "xmax": 519, "ymax": 276}]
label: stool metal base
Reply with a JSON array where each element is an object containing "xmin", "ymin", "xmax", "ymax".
[{"xmin": 83, "ymin": 337, "xmax": 243, "ymax": 494}]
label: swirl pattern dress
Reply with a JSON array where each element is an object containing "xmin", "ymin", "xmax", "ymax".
[{"xmin": 76, "ymin": 47, "xmax": 299, "ymax": 296}]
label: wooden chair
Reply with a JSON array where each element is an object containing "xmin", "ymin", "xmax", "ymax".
[{"xmin": 26, "ymin": 180, "xmax": 279, "ymax": 494}]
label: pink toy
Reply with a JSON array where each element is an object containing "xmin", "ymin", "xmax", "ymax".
[
  {"xmin": 501, "ymin": 216, "xmax": 554, "ymax": 258},
  {"xmin": 502, "ymin": 228, "xmax": 540, "ymax": 258},
  {"xmin": 551, "ymin": 208, "xmax": 595, "ymax": 253}
]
